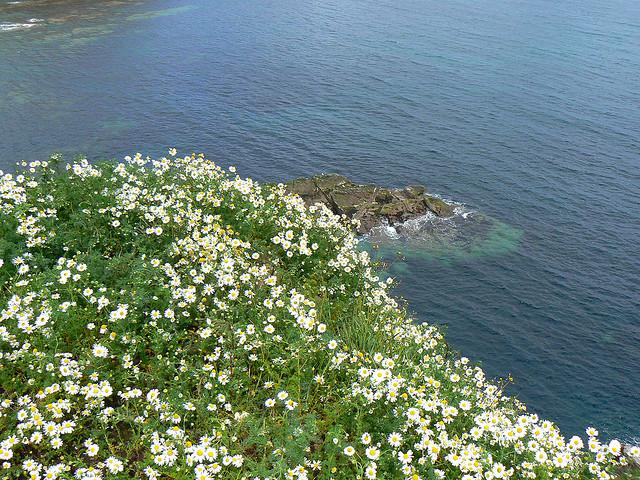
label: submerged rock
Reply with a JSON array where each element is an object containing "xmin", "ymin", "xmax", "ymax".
[{"xmin": 286, "ymin": 174, "xmax": 455, "ymax": 234}]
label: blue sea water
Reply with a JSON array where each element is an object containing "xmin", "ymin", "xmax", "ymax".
[{"xmin": 0, "ymin": 0, "xmax": 639, "ymax": 441}]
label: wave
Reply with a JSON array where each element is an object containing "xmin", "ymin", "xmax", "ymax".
[
  {"xmin": 366, "ymin": 200, "xmax": 472, "ymax": 242},
  {"xmin": 363, "ymin": 203, "xmax": 523, "ymax": 262},
  {"xmin": 0, "ymin": 22, "xmax": 38, "ymax": 32}
]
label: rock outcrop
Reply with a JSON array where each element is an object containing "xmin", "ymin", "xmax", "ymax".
[{"xmin": 286, "ymin": 174, "xmax": 454, "ymax": 234}]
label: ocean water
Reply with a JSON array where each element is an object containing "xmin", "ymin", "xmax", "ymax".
[{"xmin": 1, "ymin": 0, "xmax": 639, "ymax": 441}]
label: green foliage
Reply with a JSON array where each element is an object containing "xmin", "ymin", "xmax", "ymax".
[{"xmin": 0, "ymin": 152, "xmax": 635, "ymax": 480}]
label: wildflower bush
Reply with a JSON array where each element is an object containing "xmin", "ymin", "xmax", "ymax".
[{"xmin": 0, "ymin": 151, "xmax": 637, "ymax": 480}]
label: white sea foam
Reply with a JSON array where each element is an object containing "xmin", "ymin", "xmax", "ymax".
[
  {"xmin": 364, "ymin": 201, "xmax": 477, "ymax": 244},
  {"xmin": 0, "ymin": 22, "xmax": 37, "ymax": 32},
  {"xmin": 382, "ymin": 224, "xmax": 400, "ymax": 239}
]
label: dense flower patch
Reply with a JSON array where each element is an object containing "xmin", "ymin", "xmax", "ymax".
[{"xmin": 0, "ymin": 151, "xmax": 637, "ymax": 479}]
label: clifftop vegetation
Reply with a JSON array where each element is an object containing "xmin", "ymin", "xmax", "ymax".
[{"xmin": 0, "ymin": 151, "xmax": 637, "ymax": 479}]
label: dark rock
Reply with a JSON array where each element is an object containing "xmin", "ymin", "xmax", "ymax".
[
  {"xmin": 285, "ymin": 174, "xmax": 455, "ymax": 234},
  {"xmin": 395, "ymin": 185, "xmax": 426, "ymax": 200},
  {"xmin": 424, "ymin": 196, "xmax": 455, "ymax": 217},
  {"xmin": 313, "ymin": 174, "xmax": 349, "ymax": 191},
  {"xmin": 353, "ymin": 210, "xmax": 380, "ymax": 234},
  {"xmin": 330, "ymin": 184, "xmax": 379, "ymax": 215}
]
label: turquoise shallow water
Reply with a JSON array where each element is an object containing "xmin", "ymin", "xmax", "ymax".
[{"xmin": 1, "ymin": 0, "xmax": 639, "ymax": 441}]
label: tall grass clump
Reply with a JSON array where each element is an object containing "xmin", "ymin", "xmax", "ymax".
[{"xmin": 0, "ymin": 151, "xmax": 638, "ymax": 480}]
